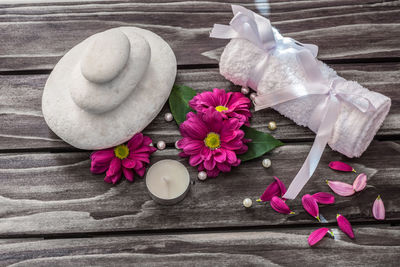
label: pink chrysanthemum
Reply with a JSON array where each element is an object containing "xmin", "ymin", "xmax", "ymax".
[
  {"xmin": 90, "ymin": 133, "xmax": 157, "ymax": 184},
  {"xmin": 177, "ymin": 108, "xmax": 248, "ymax": 177},
  {"xmin": 189, "ymin": 88, "xmax": 252, "ymax": 126}
]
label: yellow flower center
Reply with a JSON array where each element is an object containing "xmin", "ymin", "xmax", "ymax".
[
  {"xmin": 215, "ymin": 105, "xmax": 228, "ymax": 112},
  {"xmin": 114, "ymin": 144, "xmax": 129, "ymax": 159},
  {"xmin": 204, "ymin": 132, "xmax": 221, "ymax": 150}
]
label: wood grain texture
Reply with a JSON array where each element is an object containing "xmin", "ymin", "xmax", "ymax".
[
  {"xmin": 1, "ymin": 63, "xmax": 399, "ymax": 150},
  {"xmin": 1, "ymin": 226, "xmax": 400, "ymax": 266},
  {"xmin": 0, "ymin": 0, "xmax": 399, "ymax": 70},
  {"xmin": 0, "ymin": 141, "xmax": 399, "ymax": 236}
]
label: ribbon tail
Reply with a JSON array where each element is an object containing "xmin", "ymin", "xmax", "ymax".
[
  {"xmin": 282, "ymin": 95, "xmax": 341, "ymax": 199},
  {"xmin": 210, "ymin": 24, "xmax": 238, "ymax": 39}
]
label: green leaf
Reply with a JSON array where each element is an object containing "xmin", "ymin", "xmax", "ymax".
[
  {"xmin": 239, "ymin": 125, "xmax": 284, "ymax": 162},
  {"xmin": 168, "ymin": 85, "xmax": 197, "ymax": 125}
]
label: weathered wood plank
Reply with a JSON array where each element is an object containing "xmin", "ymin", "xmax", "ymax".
[
  {"xmin": 1, "ymin": 226, "xmax": 400, "ymax": 266},
  {"xmin": 1, "ymin": 63, "xmax": 398, "ymax": 150},
  {"xmin": 0, "ymin": 141, "xmax": 399, "ymax": 236},
  {"xmin": 0, "ymin": 0, "xmax": 399, "ymax": 70}
]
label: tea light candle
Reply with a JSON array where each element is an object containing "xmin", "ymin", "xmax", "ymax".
[{"xmin": 145, "ymin": 159, "xmax": 190, "ymax": 205}]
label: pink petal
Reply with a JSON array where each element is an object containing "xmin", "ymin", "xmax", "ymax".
[
  {"xmin": 122, "ymin": 158, "xmax": 136, "ymax": 169},
  {"xmin": 123, "ymin": 168, "xmax": 134, "ymax": 182},
  {"xmin": 336, "ymin": 214, "xmax": 355, "ymax": 239},
  {"xmin": 308, "ymin": 228, "xmax": 333, "ymax": 246},
  {"xmin": 90, "ymin": 161, "xmax": 109, "ymax": 174},
  {"xmin": 353, "ymin": 173, "xmax": 367, "ymax": 192},
  {"xmin": 135, "ymin": 167, "xmax": 146, "ymax": 177},
  {"xmin": 326, "ymin": 180, "xmax": 355, "ymax": 196},
  {"xmin": 270, "ymin": 196, "xmax": 294, "ymax": 214},
  {"xmin": 312, "ymin": 192, "xmax": 335, "ymax": 205},
  {"xmin": 302, "ymin": 194, "xmax": 320, "ymax": 221},
  {"xmin": 127, "ymin": 133, "xmax": 144, "ymax": 150},
  {"xmin": 90, "ymin": 149, "xmax": 114, "ymax": 164},
  {"xmin": 258, "ymin": 177, "xmax": 286, "ymax": 202},
  {"xmin": 372, "ymin": 195, "xmax": 385, "ymax": 220},
  {"xmin": 329, "ymin": 161, "xmax": 355, "ymax": 172},
  {"xmin": 106, "ymin": 157, "xmax": 122, "ymax": 177}
]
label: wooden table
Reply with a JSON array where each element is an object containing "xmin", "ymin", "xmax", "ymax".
[{"xmin": 1, "ymin": 1, "xmax": 399, "ymax": 266}]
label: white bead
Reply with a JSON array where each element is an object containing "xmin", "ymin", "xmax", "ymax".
[
  {"xmin": 156, "ymin": 140, "xmax": 166, "ymax": 150},
  {"xmin": 243, "ymin": 198, "xmax": 252, "ymax": 208},
  {"xmin": 198, "ymin": 171, "xmax": 207, "ymax": 181},
  {"xmin": 268, "ymin": 121, "xmax": 277, "ymax": 131},
  {"xmin": 262, "ymin": 158, "xmax": 272, "ymax": 168},
  {"xmin": 241, "ymin": 87, "xmax": 250, "ymax": 95},
  {"xmin": 250, "ymin": 93, "xmax": 257, "ymax": 101},
  {"xmin": 164, "ymin": 112, "xmax": 173, "ymax": 122},
  {"xmin": 175, "ymin": 140, "xmax": 180, "ymax": 149}
]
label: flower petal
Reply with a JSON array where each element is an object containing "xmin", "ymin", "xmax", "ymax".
[
  {"xmin": 258, "ymin": 181, "xmax": 280, "ymax": 202},
  {"xmin": 270, "ymin": 196, "xmax": 294, "ymax": 214},
  {"xmin": 326, "ymin": 180, "xmax": 355, "ymax": 196},
  {"xmin": 123, "ymin": 167, "xmax": 134, "ymax": 182},
  {"xmin": 336, "ymin": 214, "xmax": 354, "ymax": 239},
  {"xmin": 312, "ymin": 192, "xmax": 335, "ymax": 204},
  {"xmin": 106, "ymin": 157, "xmax": 122, "ymax": 177},
  {"xmin": 308, "ymin": 228, "xmax": 333, "ymax": 246},
  {"xmin": 328, "ymin": 161, "xmax": 355, "ymax": 172},
  {"xmin": 353, "ymin": 173, "xmax": 367, "ymax": 192},
  {"xmin": 90, "ymin": 149, "xmax": 114, "ymax": 164},
  {"xmin": 302, "ymin": 194, "xmax": 320, "ymax": 221},
  {"xmin": 372, "ymin": 195, "xmax": 385, "ymax": 220},
  {"xmin": 274, "ymin": 176, "xmax": 287, "ymax": 197}
]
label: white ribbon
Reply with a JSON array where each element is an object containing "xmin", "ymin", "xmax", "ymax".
[{"xmin": 210, "ymin": 5, "xmax": 376, "ymax": 199}]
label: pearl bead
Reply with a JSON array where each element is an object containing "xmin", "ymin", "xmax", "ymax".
[
  {"xmin": 243, "ymin": 198, "xmax": 252, "ymax": 208},
  {"xmin": 156, "ymin": 140, "xmax": 166, "ymax": 150},
  {"xmin": 175, "ymin": 140, "xmax": 180, "ymax": 149},
  {"xmin": 164, "ymin": 112, "xmax": 173, "ymax": 122},
  {"xmin": 241, "ymin": 87, "xmax": 250, "ymax": 95},
  {"xmin": 262, "ymin": 158, "xmax": 271, "ymax": 168},
  {"xmin": 198, "ymin": 171, "xmax": 207, "ymax": 181},
  {"xmin": 268, "ymin": 121, "xmax": 277, "ymax": 131},
  {"xmin": 250, "ymin": 93, "xmax": 257, "ymax": 101}
]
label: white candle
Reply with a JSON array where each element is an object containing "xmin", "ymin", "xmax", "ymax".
[{"xmin": 145, "ymin": 159, "xmax": 190, "ymax": 205}]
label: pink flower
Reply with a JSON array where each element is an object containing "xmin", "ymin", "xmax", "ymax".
[
  {"xmin": 308, "ymin": 228, "xmax": 334, "ymax": 246},
  {"xmin": 328, "ymin": 161, "xmax": 355, "ymax": 172},
  {"xmin": 372, "ymin": 195, "xmax": 385, "ymax": 220},
  {"xmin": 177, "ymin": 109, "xmax": 248, "ymax": 177},
  {"xmin": 312, "ymin": 192, "xmax": 335, "ymax": 204},
  {"xmin": 90, "ymin": 133, "xmax": 157, "ymax": 184},
  {"xmin": 326, "ymin": 180, "xmax": 355, "ymax": 196},
  {"xmin": 189, "ymin": 88, "xmax": 251, "ymax": 126},
  {"xmin": 270, "ymin": 196, "xmax": 295, "ymax": 214},
  {"xmin": 302, "ymin": 194, "xmax": 320, "ymax": 221},
  {"xmin": 257, "ymin": 176, "xmax": 286, "ymax": 202},
  {"xmin": 336, "ymin": 214, "xmax": 354, "ymax": 239}
]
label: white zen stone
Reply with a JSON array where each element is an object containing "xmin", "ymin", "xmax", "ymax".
[
  {"xmin": 197, "ymin": 171, "xmax": 207, "ymax": 181},
  {"xmin": 243, "ymin": 198, "xmax": 252, "ymax": 208},
  {"xmin": 157, "ymin": 141, "xmax": 166, "ymax": 150},
  {"xmin": 42, "ymin": 27, "xmax": 177, "ymax": 150},
  {"xmin": 262, "ymin": 158, "xmax": 272, "ymax": 168}
]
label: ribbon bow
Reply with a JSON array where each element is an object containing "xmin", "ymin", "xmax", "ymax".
[{"xmin": 211, "ymin": 5, "xmax": 377, "ymax": 199}]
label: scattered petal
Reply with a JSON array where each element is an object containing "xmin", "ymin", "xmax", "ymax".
[
  {"xmin": 308, "ymin": 228, "xmax": 333, "ymax": 246},
  {"xmin": 326, "ymin": 180, "xmax": 355, "ymax": 196},
  {"xmin": 302, "ymin": 194, "xmax": 320, "ymax": 221},
  {"xmin": 270, "ymin": 196, "xmax": 295, "ymax": 214},
  {"xmin": 329, "ymin": 161, "xmax": 355, "ymax": 172},
  {"xmin": 336, "ymin": 214, "xmax": 355, "ymax": 239},
  {"xmin": 372, "ymin": 195, "xmax": 385, "ymax": 220},
  {"xmin": 353, "ymin": 173, "xmax": 367, "ymax": 192},
  {"xmin": 312, "ymin": 192, "xmax": 335, "ymax": 204},
  {"xmin": 258, "ymin": 176, "xmax": 286, "ymax": 202}
]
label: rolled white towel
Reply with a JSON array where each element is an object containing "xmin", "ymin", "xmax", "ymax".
[{"xmin": 219, "ymin": 37, "xmax": 391, "ymax": 158}]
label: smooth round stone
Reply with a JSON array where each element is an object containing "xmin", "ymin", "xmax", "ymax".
[
  {"xmin": 164, "ymin": 112, "xmax": 173, "ymax": 122},
  {"xmin": 81, "ymin": 29, "xmax": 130, "ymax": 84},
  {"xmin": 42, "ymin": 27, "xmax": 177, "ymax": 150},
  {"xmin": 243, "ymin": 198, "xmax": 252, "ymax": 208},
  {"xmin": 262, "ymin": 158, "xmax": 271, "ymax": 168},
  {"xmin": 197, "ymin": 171, "xmax": 207, "ymax": 181},
  {"xmin": 157, "ymin": 141, "xmax": 166, "ymax": 150}
]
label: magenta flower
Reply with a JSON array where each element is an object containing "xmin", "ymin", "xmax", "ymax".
[
  {"xmin": 312, "ymin": 192, "xmax": 335, "ymax": 204},
  {"xmin": 177, "ymin": 109, "xmax": 248, "ymax": 177},
  {"xmin": 90, "ymin": 133, "xmax": 157, "ymax": 184},
  {"xmin": 336, "ymin": 214, "xmax": 355, "ymax": 239},
  {"xmin": 189, "ymin": 88, "xmax": 251, "ymax": 126},
  {"xmin": 302, "ymin": 194, "xmax": 320, "ymax": 221},
  {"xmin": 328, "ymin": 161, "xmax": 355, "ymax": 172},
  {"xmin": 257, "ymin": 176, "xmax": 286, "ymax": 202},
  {"xmin": 372, "ymin": 195, "xmax": 385, "ymax": 220},
  {"xmin": 270, "ymin": 196, "xmax": 295, "ymax": 214},
  {"xmin": 308, "ymin": 228, "xmax": 334, "ymax": 246},
  {"xmin": 353, "ymin": 173, "xmax": 367, "ymax": 192},
  {"xmin": 326, "ymin": 180, "xmax": 355, "ymax": 196}
]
